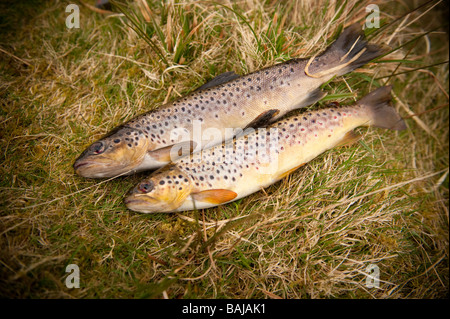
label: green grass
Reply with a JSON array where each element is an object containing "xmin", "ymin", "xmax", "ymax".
[{"xmin": 0, "ymin": 0, "xmax": 448, "ymax": 299}]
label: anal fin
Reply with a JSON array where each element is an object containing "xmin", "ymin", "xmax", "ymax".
[
  {"xmin": 191, "ymin": 189, "xmax": 237, "ymax": 204},
  {"xmin": 277, "ymin": 163, "xmax": 306, "ymax": 180},
  {"xmin": 298, "ymin": 88, "xmax": 327, "ymax": 109},
  {"xmin": 336, "ymin": 130, "xmax": 361, "ymax": 147},
  {"xmin": 244, "ymin": 109, "xmax": 280, "ymax": 130}
]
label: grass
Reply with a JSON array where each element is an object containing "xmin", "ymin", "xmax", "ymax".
[{"xmin": 0, "ymin": 0, "xmax": 448, "ymax": 298}]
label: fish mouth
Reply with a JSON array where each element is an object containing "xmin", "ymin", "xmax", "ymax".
[
  {"xmin": 73, "ymin": 161, "xmax": 91, "ymax": 170},
  {"xmin": 73, "ymin": 160, "xmax": 119, "ymax": 178},
  {"xmin": 124, "ymin": 196, "xmax": 158, "ymax": 213}
]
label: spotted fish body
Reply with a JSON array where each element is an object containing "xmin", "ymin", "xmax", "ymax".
[
  {"xmin": 125, "ymin": 86, "xmax": 406, "ymax": 213},
  {"xmin": 74, "ymin": 23, "xmax": 384, "ymax": 178}
]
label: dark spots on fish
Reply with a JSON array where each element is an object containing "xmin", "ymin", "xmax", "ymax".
[
  {"xmin": 312, "ymin": 120, "xmax": 316, "ymax": 124},
  {"xmin": 127, "ymin": 143, "xmax": 132, "ymax": 147},
  {"xmin": 114, "ymin": 139, "xmax": 120, "ymax": 143},
  {"xmin": 159, "ymin": 180, "xmax": 165, "ymax": 185}
]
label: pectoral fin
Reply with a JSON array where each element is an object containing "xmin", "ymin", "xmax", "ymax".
[
  {"xmin": 196, "ymin": 71, "xmax": 240, "ymax": 91},
  {"xmin": 149, "ymin": 141, "xmax": 197, "ymax": 162},
  {"xmin": 191, "ymin": 189, "xmax": 238, "ymax": 204},
  {"xmin": 244, "ymin": 109, "xmax": 280, "ymax": 129},
  {"xmin": 336, "ymin": 130, "xmax": 361, "ymax": 147}
]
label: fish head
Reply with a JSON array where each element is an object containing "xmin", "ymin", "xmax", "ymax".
[
  {"xmin": 73, "ymin": 126, "xmax": 149, "ymax": 178},
  {"xmin": 124, "ymin": 165, "xmax": 193, "ymax": 213}
]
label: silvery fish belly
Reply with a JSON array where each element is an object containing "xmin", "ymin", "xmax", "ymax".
[
  {"xmin": 125, "ymin": 86, "xmax": 406, "ymax": 214},
  {"xmin": 74, "ymin": 23, "xmax": 385, "ymax": 178}
]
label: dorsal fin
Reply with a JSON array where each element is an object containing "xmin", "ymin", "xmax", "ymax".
[{"xmin": 195, "ymin": 71, "xmax": 240, "ymax": 91}]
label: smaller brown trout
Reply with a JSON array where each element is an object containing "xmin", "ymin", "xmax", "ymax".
[{"xmin": 125, "ymin": 86, "xmax": 406, "ymax": 213}]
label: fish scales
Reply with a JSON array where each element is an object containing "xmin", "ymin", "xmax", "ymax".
[
  {"xmin": 125, "ymin": 86, "xmax": 406, "ymax": 213},
  {"xmin": 125, "ymin": 58, "xmax": 323, "ymax": 149},
  {"xmin": 74, "ymin": 23, "xmax": 384, "ymax": 178}
]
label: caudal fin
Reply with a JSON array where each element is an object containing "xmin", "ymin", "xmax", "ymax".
[
  {"xmin": 358, "ymin": 86, "xmax": 407, "ymax": 131},
  {"xmin": 308, "ymin": 23, "xmax": 386, "ymax": 78}
]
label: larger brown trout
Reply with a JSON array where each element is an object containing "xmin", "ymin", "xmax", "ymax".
[
  {"xmin": 125, "ymin": 86, "xmax": 406, "ymax": 213},
  {"xmin": 74, "ymin": 23, "xmax": 384, "ymax": 178}
]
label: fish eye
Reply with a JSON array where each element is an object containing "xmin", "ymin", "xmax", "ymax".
[
  {"xmin": 90, "ymin": 142, "xmax": 105, "ymax": 155},
  {"xmin": 138, "ymin": 181, "xmax": 154, "ymax": 193}
]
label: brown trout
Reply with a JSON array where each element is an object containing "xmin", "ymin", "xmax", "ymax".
[
  {"xmin": 74, "ymin": 23, "xmax": 384, "ymax": 178},
  {"xmin": 125, "ymin": 86, "xmax": 406, "ymax": 213}
]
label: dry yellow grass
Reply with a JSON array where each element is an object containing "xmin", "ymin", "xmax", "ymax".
[{"xmin": 0, "ymin": 0, "xmax": 448, "ymax": 298}]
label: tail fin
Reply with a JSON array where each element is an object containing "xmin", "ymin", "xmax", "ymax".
[
  {"xmin": 307, "ymin": 23, "xmax": 386, "ymax": 78},
  {"xmin": 358, "ymin": 86, "xmax": 407, "ymax": 131}
]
